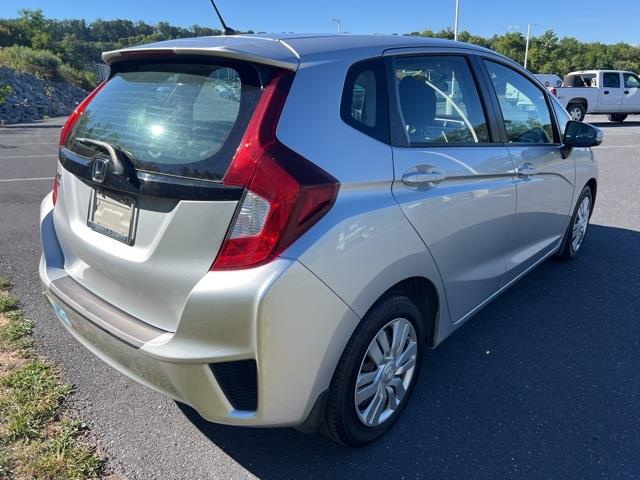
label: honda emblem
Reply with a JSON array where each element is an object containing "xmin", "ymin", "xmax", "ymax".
[{"xmin": 92, "ymin": 156, "xmax": 109, "ymax": 184}]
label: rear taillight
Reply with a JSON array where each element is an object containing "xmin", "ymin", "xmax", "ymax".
[
  {"xmin": 59, "ymin": 81, "xmax": 107, "ymax": 146},
  {"xmin": 212, "ymin": 71, "xmax": 339, "ymax": 270},
  {"xmin": 52, "ymin": 169, "xmax": 60, "ymax": 206},
  {"xmin": 550, "ymin": 87, "xmax": 558, "ymax": 97},
  {"xmin": 55, "ymin": 81, "xmax": 107, "ymax": 206}
]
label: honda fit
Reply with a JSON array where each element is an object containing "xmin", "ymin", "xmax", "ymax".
[{"xmin": 40, "ymin": 34, "xmax": 601, "ymax": 446}]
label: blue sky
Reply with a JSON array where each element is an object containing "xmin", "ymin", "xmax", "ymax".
[{"xmin": 2, "ymin": 0, "xmax": 639, "ymax": 44}]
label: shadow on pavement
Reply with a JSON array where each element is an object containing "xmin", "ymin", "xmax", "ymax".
[
  {"xmin": 589, "ymin": 121, "xmax": 640, "ymax": 128},
  {"xmin": 180, "ymin": 224, "xmax": 639, "ymax": 479}
]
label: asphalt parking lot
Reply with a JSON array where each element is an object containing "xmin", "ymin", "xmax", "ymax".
[{"xmin": 1, "ymin": 115, "xmax": 639, "ymax": 479}]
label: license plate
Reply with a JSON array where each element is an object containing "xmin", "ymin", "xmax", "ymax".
[{"xmin": 87, "ymin": 189, "xmax": 137, "ymax": 245}]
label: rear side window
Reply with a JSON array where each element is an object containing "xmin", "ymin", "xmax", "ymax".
[
  {"xmin": 341, "ymin": 59, "xmax": 389, "ymax": 143},
  {"xmin": 624, "ymin": 73, "xmax": 640, "ymax": 88},
  {"xmin": 603, "ymin": 73, "xmax": 621, "ymax": 88},
  {"xmin": 484, "ymin": 60, "xmax": 554, "ymax": 144},
  {"xmin": 64, "ymin": 61, "xmax": 262, "ymax": 182},
  {"xmin": 393, "ymin": 55, "xmax": 489, "ymax": 145}
]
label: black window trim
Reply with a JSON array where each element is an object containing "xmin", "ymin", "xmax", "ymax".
[
  {"xmin": 478, "ymin": 55, "xmax": 563, "ymax": 146},
  {"xmin": 385, "ymin": 52, "xmax": 503, "ymax": 149},
  {"xmin": 340, "ymin": 57, "xmax": 390, "ymax": 144},
  {"xmin": 549, "ymin": 94, "xmax": 571, "ymax": 139}
]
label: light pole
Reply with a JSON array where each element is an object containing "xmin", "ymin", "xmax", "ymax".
[
  {"xmin": 331, "ymin": 18, "xmax": 342, "ymax": 34},
  {"xmin": 524, "ymin": 23, "xmax": 537, "ymax": 69},
  {"xmin": 453, "ymin": 0, "xmax": 460, "ymax": 41}
]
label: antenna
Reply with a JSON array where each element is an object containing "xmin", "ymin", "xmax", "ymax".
[{"xmin": 209, "ymin": 0, "xmax": 236, "ymax": 35}]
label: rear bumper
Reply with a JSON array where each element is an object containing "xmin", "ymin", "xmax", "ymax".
[{"xmin": 39, "ymin": 192, "xmax": 360, "ymax": 427}]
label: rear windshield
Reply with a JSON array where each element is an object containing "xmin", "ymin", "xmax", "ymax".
[{"xmin": 64, "ymin": 60, "xmax": 262, "ymax": 182}]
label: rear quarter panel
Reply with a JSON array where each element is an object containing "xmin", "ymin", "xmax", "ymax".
[
  {"xmin": 556, "ymin": 87, "xmax": 599, "ymax": 112},
  {"xmin": 277, "ymin": 51, "xmax": 454, "ymax": 344}
]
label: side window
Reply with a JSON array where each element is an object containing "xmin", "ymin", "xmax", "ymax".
[
  {"xmin": 582, "ymin": 74, "xmax": 596, "ymax": 87},
  {"xmin": 551, "ymin": 96, "xmax": 571, "ymax": 136},
  {"xmin": 484, "ymin": 60, "xmax": 554, "ymax": 144},
  {"xmin": 341, "ymin": 59, "xmax": 388, "ymax": 143},
  {"xmin": 393, "ymin": 56, "xmax": 489, "ymax": 145},
  {"xmin": 603, "ymin": 73, "xmax": 621, "ymax": 88},
  {"xmin": 624, "ymin": 73, "xmax": 640, "ymax": 89}
]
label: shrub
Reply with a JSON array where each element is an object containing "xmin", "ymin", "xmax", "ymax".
[
  {"xmin": 0, "ymin": 83, "xmax": 12, "ymax": 105},
  {"xmin": 58, "ymin": 63, "xmax": 97, "ymax": 90},
  {"xmin": 0, "ymin": 45, "xmax": 96, "ymax": 90},
  {"xmin": 0, "ymin": 45, "xmax": 61, "ymax": 79}
]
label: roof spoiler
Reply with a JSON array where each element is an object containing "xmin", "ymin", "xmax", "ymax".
[{"xmin": 103, "ymin": 40, "xmax": 299, "ymax": 71}]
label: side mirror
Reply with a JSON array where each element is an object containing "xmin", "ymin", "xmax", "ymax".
[{"xmin": 561, "ymin": 121, "xmax": 603, "ymax": 158}]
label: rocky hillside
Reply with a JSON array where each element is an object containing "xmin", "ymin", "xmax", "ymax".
[{"xmin": 0, "ymin": 66, "xmax": 88, "ymax": 124}]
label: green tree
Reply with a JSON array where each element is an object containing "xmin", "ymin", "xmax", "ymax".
[
  {"xmin": 16, "ymin": 9, "xmax": 53, "ymax": 49},
  {"xmin": 0, "ymin": 83, "xmax": 13, "ymax": 105}
]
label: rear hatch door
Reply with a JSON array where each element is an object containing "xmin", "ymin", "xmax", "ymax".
[{"xmin": 54, "ymin": 57, "xmax": 268, "ymax": 332}]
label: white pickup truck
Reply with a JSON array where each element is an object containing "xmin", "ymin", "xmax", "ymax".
[{"xmin": 553, "ymin": 70, "xmax": 640, "ymax": 122}]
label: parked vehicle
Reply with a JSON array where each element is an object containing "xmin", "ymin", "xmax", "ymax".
[
  {"xmin": 534, "ymin": 73, "xmax": 562, "ymax": 89},
  {"xmin": 40, "ymin": 34, "xmax": 601, "ymax": 447},
  {"xmin": 553, "ymin": 70, "xmax": 640, "ymax": 121}
]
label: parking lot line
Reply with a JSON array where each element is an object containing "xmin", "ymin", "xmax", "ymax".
[
  {"xmin": 597, "ymin": 145, "xmax": 640, "ymax": 149},
  {"xmin": 0, "ymin": 142, "xmax": 58, "ymax": 146},
  {"xmin": 0, "ymin": 177, "xmax": 53, "ymax": 183},
  {"xmin": 0, "ymin": 154, "xmax": 55, "ymax": 159}
]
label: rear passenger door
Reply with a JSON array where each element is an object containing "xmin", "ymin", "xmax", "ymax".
[
  {"xmin": 387, "ymin": 52, "xmax": 517, "ymax": 323},
  {"xmin": 598, "ymin": 72, "xmax": 624, "ymax": 112},
  {"xmin": 622, "ymin": 72, "xmax": 640, "ymax": 113},
  {"xmin": 482, "ymin": 60, "xmax": 575, "ymax": 284}
]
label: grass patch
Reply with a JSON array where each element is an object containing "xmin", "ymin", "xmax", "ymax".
[
  {"xmin": 13, "ymin": 419, "xmax": 102, "ymax": 480},
  {"xmin": 0, "ymin": 277, "xmax": 106, "ymax": 479},
  {"xmin": 0, "ymin": 294, "xmax": 19, "ymax": 313}
]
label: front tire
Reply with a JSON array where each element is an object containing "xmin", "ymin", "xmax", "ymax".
[
  {"xmin": 324, "ymin": 295, "xmax": 425, "ymax": 447},
  {"xmin": 567, "ymin": 103, "xmax": 586, "ymax": 122},
  {"xmin": 608, "ymin": 113, "xmax": 627, "ymax": 123},
  {"xmin": 557, "ymin": 186, "xmax": 593, "ymax": 260}
]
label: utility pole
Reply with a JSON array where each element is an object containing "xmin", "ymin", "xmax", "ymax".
[
  {"xmin": 524, "ymin": 23, "xmax": 537, "ymax": 69},
  {"xmin": 453, "ymin": 0, "xmax": 460, "ymax": 41},
  {"xmin": 331, "ymin": 18, "xmax": 342, "ymax": 34}
]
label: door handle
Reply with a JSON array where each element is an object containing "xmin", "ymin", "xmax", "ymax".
[
  {"xmin": 604, "ymin": 90, "xmax": 610, "ymax": 95},
  {"xmin": 402, "ymin": 167, "xmax": 445, "ymax": 186},
  {"xmin": 516, "ymin": 163, "xmax": 537, "ymax": 178},
  {"xmin": 624, "ymin": 90, "xmax": 630, "ymax": 94}
]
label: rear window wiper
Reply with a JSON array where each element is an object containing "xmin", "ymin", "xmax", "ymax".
[{"xmin": 75, "ymin": 138, "xmax": 137, "ymax": 179}]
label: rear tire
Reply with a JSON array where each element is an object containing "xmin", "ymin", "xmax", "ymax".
[
  {"xmin": 567, "ymin": 103, "xmax": 586, "ymax": 122},
  {"xmin": 557, "ymin": 186, "xmax": 593, "ymax": 260},
  {"xmin": 608, "ymin": 113, "xmax": 627, "ymax": 123},
  {"xmin": 324, "ymin": 295, "xmax": 425, "ymax": 447}
]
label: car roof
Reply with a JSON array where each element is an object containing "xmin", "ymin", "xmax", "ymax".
[
  {"xmin": 570, "ymin": 70, "xmax": 634, "ymax": 74},
  {"xmin": 103, "ymin": 33, "xmax": 496, "ymax": 70}
]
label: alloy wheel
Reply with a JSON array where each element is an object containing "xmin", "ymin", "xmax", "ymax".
[
  {"xmin": 571, "ymin": 196, "xmax": 591, "ymax": 252},
  {"xmin": 354, "ymin": 318, "xmax": 418, "ymax": 427}
]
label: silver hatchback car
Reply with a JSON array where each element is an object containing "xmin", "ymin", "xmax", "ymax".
[{"xmin": 40, "ymin": 34, "xmax": 601, "ymax": 446}]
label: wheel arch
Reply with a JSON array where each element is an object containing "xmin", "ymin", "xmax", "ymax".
[
  {"xmin": 568, "ymin": 97, "xmax": 588, "ymax": 109},
  {"xmin": 367, "ymin": 276, "xmax": 440, "ymax": 348}
]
